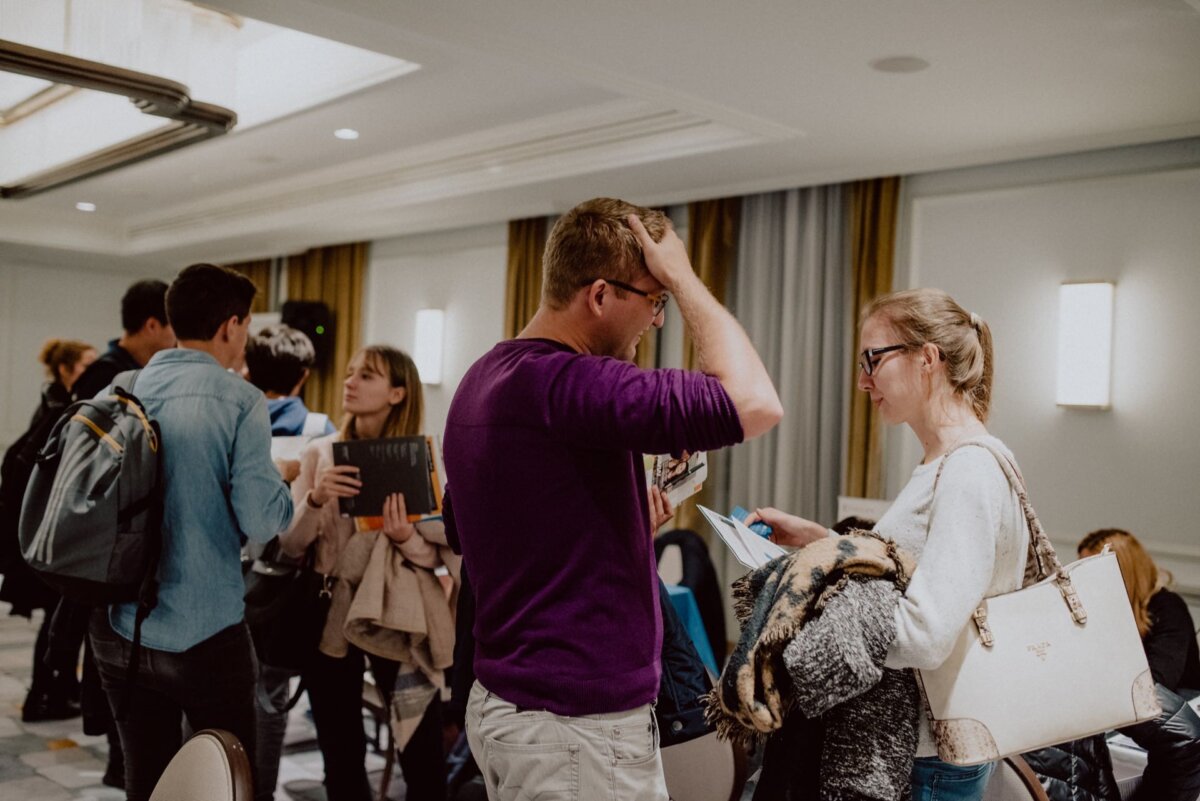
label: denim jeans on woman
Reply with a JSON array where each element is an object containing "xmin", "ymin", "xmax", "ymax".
[
  {"xmin": 89, "ymin": 610, "xmax": 259, "ymax": 801},
  {"xmin": 911, "ymin": 756, "xmax": 996, "ymax": 801}
]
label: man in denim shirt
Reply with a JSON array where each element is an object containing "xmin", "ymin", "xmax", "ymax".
[{"xmin": 90, "ymin": 264, "xmax": 294, "ymax": 801}]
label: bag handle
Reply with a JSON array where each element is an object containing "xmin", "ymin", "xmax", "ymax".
[{"xmin": 933, "ymin": 441, "xmax": 1087, "ymax": 630}]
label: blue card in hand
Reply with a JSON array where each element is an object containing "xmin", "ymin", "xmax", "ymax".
[{"xmin": 730, "ymin": 505, "xmax": 773, "ymax": 539}]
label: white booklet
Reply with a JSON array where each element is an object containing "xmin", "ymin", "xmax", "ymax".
[{"xmin": 698, "ymin": 505, "xmax": 786, "ymax": 569}]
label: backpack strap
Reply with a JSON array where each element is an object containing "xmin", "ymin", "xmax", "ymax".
[
  {"xmin": 111, "ymin": 369, "xmax": 141, "ymax": 395},
  {"xmin": 115, "ymin": 403, "xmax": 163, "ymax": 722}
]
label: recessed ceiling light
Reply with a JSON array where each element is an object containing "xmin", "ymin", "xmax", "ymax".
[
  {"xmin": 870, "ymin": 56, "xmax": 931, "ymax": 74},
  {"xmin": 334, "ymin": 128, "xmax": 360, "ymax": 140},
  {"xmin": 75, "ymin": 201, "xmax": 97, "ymax": 212}
]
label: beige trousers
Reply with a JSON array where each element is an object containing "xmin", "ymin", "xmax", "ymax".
[{"xmin": 466, "ymin": 681, "xmax": 669, "ymax": 801}]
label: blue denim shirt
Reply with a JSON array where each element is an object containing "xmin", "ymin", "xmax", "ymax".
[{"xmin": 109, "ymin": 348, "xmax": 294, "ymax": 652}]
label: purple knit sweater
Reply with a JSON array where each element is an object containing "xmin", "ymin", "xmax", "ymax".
[{"xmin": 443, "ymin": 338, "xmax": 743, "ymax": 716}]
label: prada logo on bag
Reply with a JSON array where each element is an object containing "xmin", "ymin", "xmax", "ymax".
[{"xmin": 1027, "ymin": 641, "xmax": 1051, "ymax": 661}]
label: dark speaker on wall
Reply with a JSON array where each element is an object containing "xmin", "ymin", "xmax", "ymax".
[{"xmin": 281, "ymin": 300, "xmax": 334, "ymax": 369}]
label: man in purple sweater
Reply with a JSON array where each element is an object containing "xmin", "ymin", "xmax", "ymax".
[{"xmin": 443, "ymin": 197, "xmax": 782, "ymax": 800}]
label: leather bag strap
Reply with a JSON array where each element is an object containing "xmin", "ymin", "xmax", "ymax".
[{"xmin": 933, "ymin": 440, "xmax": 1086, "ymax": 626}]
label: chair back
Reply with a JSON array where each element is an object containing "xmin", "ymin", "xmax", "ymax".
[
  {"xmin": 982, "ymin": 755, "xmax": 1050, "ymax": 801},
  {"xmin": 660, "ymin": 730, "xmax": 746, "ymax": 801},
  {"xmin": 149, "ymin": 728, "xmax": 252, "ymax": 801}
]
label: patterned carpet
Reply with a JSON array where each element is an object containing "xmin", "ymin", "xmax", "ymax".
[{"xmin": 0, "ymin": 605, "xmax": 394, "ymax": 801}]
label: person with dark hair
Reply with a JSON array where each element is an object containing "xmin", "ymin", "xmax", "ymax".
[
  {"xmin": 88, "ymin": 263, "xmax": 294, "ymax": 801},
  {"xmin": 444, "ymin": 198, "xmax": 782, "ymax": 800},
  {"xmin": 244, "ymin": 324, "xmax": 335, "ymax": 440},
  {"xmin": 241, "ymin": 323, "xmax": 333, "ymax": 801},
  {"xmin": 0, "ymin": 339, "xmax": 96, "ymax": 720},
  {"xmin": 72, "ymin": 279, "xmax": 175, "ymax": 402},
  {"xmin": 43, "ymin": 278, "xmax": 175, "ymax": 788}
]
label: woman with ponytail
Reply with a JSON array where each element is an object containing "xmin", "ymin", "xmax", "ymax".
[
  {"xmin": 752, "ymin": 289, "xmax": 1029, "ymax": 799},
  {"xmin": 1, "ymin": 338, "xmax": 96, "ymax": 719}
]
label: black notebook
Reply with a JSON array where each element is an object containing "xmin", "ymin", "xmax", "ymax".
[{"xmin": 331, "ymin": 436, "xmax": 443, "ymax": 519}]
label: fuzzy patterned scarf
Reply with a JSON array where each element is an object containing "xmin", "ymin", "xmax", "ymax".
[{"xmin": 705, "ymin": 530, "xmax": 914, "ymax": 744}]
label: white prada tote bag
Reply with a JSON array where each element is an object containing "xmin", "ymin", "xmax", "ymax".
[{"xmin": 916, "ymin": 442, "xmax": 1161, "ymax": 766}]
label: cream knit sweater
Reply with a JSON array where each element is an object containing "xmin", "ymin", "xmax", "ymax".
[{"xmin": 875, "ymin": 435, "xmax": 1030, "ymax": 756}]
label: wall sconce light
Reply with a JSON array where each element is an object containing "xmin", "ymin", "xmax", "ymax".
[
  {"xmin": 1056, "ymin": 281, "xmax": 1114, "ymax": 409},
  {"xmin": 413, "ymin": 309, "xmax": 445, "ymax": 385}
]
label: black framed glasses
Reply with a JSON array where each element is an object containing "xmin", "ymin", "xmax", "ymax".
[
  {"xmin": 859, "ymin": 344, "xmax": 909, "ymax": 376},
  {"xmin": 580, "ymin": 277, "xmax": 670, "ymax": 316}
]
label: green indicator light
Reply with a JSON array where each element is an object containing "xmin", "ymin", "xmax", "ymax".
[{"xmin": 315, "ymin": 325, "xmax": 325, "ymax": 335}]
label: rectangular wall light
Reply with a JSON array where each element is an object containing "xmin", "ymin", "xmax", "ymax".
[
  {"xmin": 413, "ymin": 308, "xmax": 445, "ymax": 385},
  {"xmin": 1056, "ymin": 282, "xmax": 1114, "ymax": 409}
]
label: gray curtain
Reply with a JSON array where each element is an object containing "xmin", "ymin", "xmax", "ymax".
[{"xmin": 712, "ymin": 186, "xmax": 849, "ymax": 604}]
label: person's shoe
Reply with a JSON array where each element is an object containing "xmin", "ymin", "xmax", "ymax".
[
  {"xmin": 20, "ymin": 693, "xmax": 82, "ymax": 722},
  {"xmin": 101, "ymin": 767, "xmax": 125, "ymax": 790}
]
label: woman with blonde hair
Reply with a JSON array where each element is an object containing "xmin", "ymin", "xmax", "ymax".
[
  {"xmin": 1078, "ymin": 529, "xmax": 1199, "ymax": 694},
  {"xmin": 1, "ymin": 338, "xmax": 96, "ymax": 719},
  {"xmin": 278, "ymin": 345, "xmax": 449, "ymax": 801},
  {"xmin": 752, "ymin": 288, "xmax": 1030, "ymax": 800}
]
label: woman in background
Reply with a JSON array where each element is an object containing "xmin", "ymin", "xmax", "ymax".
[
  {"xmin": 0, "ymin": 339, "xmax": 96, "ymax": 720},
  {"xmin": 1076, "ymin": 530, "xmax": 1200, "ymax": 801},
  {"xmin": 1077, "ymin": 529, "xmax": 1199, "ymax": 695},
  {"xmin": 753, "ymin": 289, "xmax": 1029, "ymax": 800},
  {"xmin": 279, "ymin": 345, "xmax": 448, "ymax": 801}
]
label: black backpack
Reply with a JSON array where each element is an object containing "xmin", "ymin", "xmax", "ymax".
[{"xmin": 18, "ymin": 370, "xmax": 163, "ymax": 710}]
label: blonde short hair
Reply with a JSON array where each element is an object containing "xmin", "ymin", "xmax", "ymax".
[{"xmin": 540, "ymin": 198, "xmax": 669, "ymax": 309}]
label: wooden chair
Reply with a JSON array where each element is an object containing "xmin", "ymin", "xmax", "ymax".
[
  {"xmin": 362, "ymin": 674, "xmax": 396, "ymax": 801},
  {"xmin": 660, "ymin": 731, "xmax": 748, "ymax": 801},
  {"xmin": 149, "ymin": 728, "xmax": 253, "ymax": 801},
  {"xmin": 982, "ymin": 755, "xmax": 1051, "ymax": 801}
]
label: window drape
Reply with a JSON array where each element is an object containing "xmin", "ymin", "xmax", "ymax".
[
  {"xmin": 223, "ymin": 258, "xmax": 273, "ymax": 314},
  {"xmin": 844, "ymin": 177, "xmax": 900, "ymax": 499},
  {"xmin": 673, "ymin": 197, "xmax": 741, "ymax": 530},
  {"xmin": 286, "ymin": 242, "xmax": 368, "ymax": 421},
  {"xmin": 504, "ymin": 218, "xmax": 547, "ymax": 340}
]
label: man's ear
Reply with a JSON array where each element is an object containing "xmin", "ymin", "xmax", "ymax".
[
  {"xmin": 583, "ymin": 280, "xmax": 607, "ymax": 319},
  {"xmin": 216, "ymin": 315, "xmax": 241, "ymax": 342}
]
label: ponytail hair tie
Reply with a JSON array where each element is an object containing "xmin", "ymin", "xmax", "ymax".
[{"xmin": 969, "ymin": 311, "xmax": 981, "ymax": 332}]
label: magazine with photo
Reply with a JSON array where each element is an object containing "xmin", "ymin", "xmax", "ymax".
[
  {"xmin": 645, "ymin": 451, "xmax": 708, "ymax": 507},
  {"xmin": 331, "ymin": 435, "xmax": 444, "ymax": 520}
]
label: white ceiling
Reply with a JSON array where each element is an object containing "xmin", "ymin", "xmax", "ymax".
[{"xmin": 2, "ymin": 0, "xmax": 1199, "ymax": 265}]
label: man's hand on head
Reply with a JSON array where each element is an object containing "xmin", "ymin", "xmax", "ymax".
[{"xmin": 627, "ymin": 214, "xmax": 695, "ymax": 293}]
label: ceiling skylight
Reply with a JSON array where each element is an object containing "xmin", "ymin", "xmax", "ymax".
[{"xmin": 0, "ymin": 0, "xmax": 419, "ymax": 193}]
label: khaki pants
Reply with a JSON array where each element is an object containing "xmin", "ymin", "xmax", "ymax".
[{"xmin": 466, "ymin": 681, "xmax": 669, "ymax": 801}]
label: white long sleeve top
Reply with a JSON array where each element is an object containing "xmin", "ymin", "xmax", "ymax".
[{"xmin": 874, "ymin": 434, "xmax": 1030, "ymax": 756}]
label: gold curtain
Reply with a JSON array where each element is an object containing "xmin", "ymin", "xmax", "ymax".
[
  {"xmin": 844, "ymin": 177, "xmax": 900, "ymax": 499},
  {"xmin": 223, "ymin": 258, "xmax": 273, "ymax": 314},
  {"xmin": 286, "ymin": 242, "xmax": 369, "ymax": 421},
  {"xmin": 675, "ymin": 197, "xmax": 741, "ymax": 530},
  {"xmin": 681, "ymin": 198, "xmax": 741, "ymax": 370},
  {"xmin": 505, "ymin": 218, "xmax": 547, "ymax": 339}
]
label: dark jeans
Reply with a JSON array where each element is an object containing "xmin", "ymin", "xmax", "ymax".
[
  {"xmin": 89, "ymin": 610, "xmax": 259, "ymax": 801},
  {"xmin": 304, "ymin": 645, "xmax": 446, "ymax": 801}
]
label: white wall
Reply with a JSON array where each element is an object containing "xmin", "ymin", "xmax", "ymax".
[
  {"xmin": 363, "ymin": 223, "xmax": 507, "ymax": 441},
  {"xmin": 894, "ymin": 144, "xmax": 1200, "ymax": 607},
  {"xmin": 0, "ymin": 258, "xmax": 174, "ymax": 449}
]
